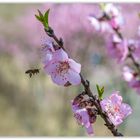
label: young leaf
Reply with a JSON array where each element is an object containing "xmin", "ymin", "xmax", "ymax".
[
  {"xmin": 44, "ymin": 9, "xmax": 50, "ymax": 29},
  {"xmin": 37, "ymin": 9, "xmax": 44, "ymax": 19},
  {"xmin": 96, "ymin": 84, "xmax": 104, "ymax": 100},
  {"xmin": 35, "ymin": 15, "xmax": 43, "ymax": 22}
]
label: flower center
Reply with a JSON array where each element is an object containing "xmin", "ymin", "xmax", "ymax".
[
  {"xmin": 107, "ymin": 103, "xmax": 119, "ymax": 116},
  {"xmin": 57, "ymin": 61, "xmax": 70, "ymax": 74}
]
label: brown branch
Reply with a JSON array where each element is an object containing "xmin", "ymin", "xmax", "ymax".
[{"xmin": 44, "ymin": 27, "xmax": 123, "ymax": 136}]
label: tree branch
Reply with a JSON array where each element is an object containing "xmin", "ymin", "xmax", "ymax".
[{"xmin": 44, "ymin": 26, "xmax": 123, "ymax": 136}]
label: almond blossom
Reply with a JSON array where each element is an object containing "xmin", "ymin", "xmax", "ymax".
[
  {"xmin": 100, "ymin": 91, "xmax": 132, "ymax": 126},
  {"xmin": 44, "ymin": 48, "xmax": 81, "ymax": 86}
]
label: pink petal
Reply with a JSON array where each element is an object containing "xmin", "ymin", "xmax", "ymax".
[
  {"xmin": 53, "ymin": 48, "xmax": 68, "ymax": 61},
  {"xmin": 51, "ymin": 73, "xmax": 68, "ymax": 86},
  {"xmin": 67, "ymin": 69, "xmax": 81, "ymax": 85},
  {"xmin": 100, "ymin": 99, "xmax": 109, "ymax": 112},
  {"xmin": 69, "ymin": 59, "xmax": 81, "ymax": 73},
  {"xmin": 44, "ymin": 61, "xmax": 58, "ymax": 75},
  {"xmin": 88, "ymin": 16, "xmax": 100, "ymax": 31},
  {"xmin": 71, "ymin": 101, "xmax": 79, "ymax": 112},
  {"xmin": 109, "ymin": 113, "xmax": 123, "ymax": 126},
  {"xmin": 110, "ymin": 91, "xmax": 122, "ymax": 106},
  {"xmin": 85, "ymin": 124, "xmax": 94, "ymax": 136},
  {"xmin": 120, "ymin": 103, "xmax": 132, "ymax": 118}
]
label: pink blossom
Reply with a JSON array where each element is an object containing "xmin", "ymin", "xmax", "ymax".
[
  {"xmin": 44, "ymin": 48, "xmax": 81, "ymax": 86},
  {"xmin": 109, "ymin": 15, "xmax": 124, "ymax": 29},
  {"xmin": 88, "ymin": 4, "xmax": 124, "ymax": 33},
  {"xmin": 41, "ymin": 40, "xmax": 55, "ymax": 65},
  {"xmin": 106, "ymin": 34, "xmax": 128, "ymax": 63},
  {"xmin": 104, "ymin": 3, "xmax": 124, "ymax": 29},
  {"xmin": 88, "ymin": 15, "xmax": 112, "ymax": 33},
  {"xmin": 71, "ymin": 93, "xmax": 97, "ymax": 135},
  {"xmin": 100, "ymin": 91, "xmax": 132, "ymax": 126},
  {"xmin": 72, "ymin": 103, "xmax": 94, "ymax": 135},
  {"xmin": 104, "ymin": 3, "xmax": 120, "ymax": 17},
  {"xmin": 123, "ymin": 66, "xmax": 140, "ymax": 94},
  {"xmin": 128, "ymin": 39, "xmax": 140, "ymax": 61}
]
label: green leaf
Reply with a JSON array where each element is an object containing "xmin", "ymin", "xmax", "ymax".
[
  {"xmin": 37, "ymin": 9, "xmax": 44, "ymax": 19},
  {"xmin": 35, "ymin": 14, "xmax": 43, "ymax": 22},
  {"xmin": 44, "ymin": 9, "xmax": 50, "ymax": 29},
  {"xmin": 96, "ymin": 84, "xmax": 104, "ymax": 100}
]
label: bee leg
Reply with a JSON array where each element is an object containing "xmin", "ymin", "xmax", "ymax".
[{"xmin": 29, "ymin": 73, "xmax": 32, "ymax": 78}]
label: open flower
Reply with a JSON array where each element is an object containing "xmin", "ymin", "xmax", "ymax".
[
  {"xmin": 100, "ymin": 91, "xmax": 132, "ymax": 126},
  {"xmin": 106, "ymin": 34, "xmax": 128, "ymax": 63},
  {"xmin": 44, "ymin": 48, "xmax": 81, "ymax": 86}
]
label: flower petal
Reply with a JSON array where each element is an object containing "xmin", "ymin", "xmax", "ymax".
[
  {"xmin": 53, "ymin": 48, "xmax": 68, "ymax": 61},
  {"xmin": 100, "ymin": 99, "xmax": 110, "ymax": 112},
  {"xmin": 51, "ymin": 73, "xmax": 68, "ymax": 86},
  {"xmin": 120, "ymin": 103, "xmax": 132, "ymax": 118},
  {"xmin": 110, "ymin": 91, "xmax": 122, "ymax": 106},
  {"xmin": 67, "ymin": 69, "xmax": 81, "ymax": 85},
  {"xmin": 69, "ymin": 59, "xmax": 81, "ymax": 73},
  {"xmin": 108, "ymin": 113, "xmax": 123, "ymax": 126},
  {"xmin": 88, "ymin": 16, "xmax": 100, "ymax": 31},
  {"xmin": 85, "ymin": 124, "xmax": 94, "ymax": 136},
  {"xmin": 44, "ymin": 61, "xmax": 58, "ymax": 75}
]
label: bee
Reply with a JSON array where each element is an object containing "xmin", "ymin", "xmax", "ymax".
[{"xmin": 25, "ymin": 68, "xmax": 40, "ymax": 78}]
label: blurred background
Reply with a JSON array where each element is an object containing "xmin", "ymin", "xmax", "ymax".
[{"xmin": 0, "ymin": 3, "xmax": 140, "ymax": 136}]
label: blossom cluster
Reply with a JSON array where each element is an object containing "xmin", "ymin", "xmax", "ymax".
[
  {"xmin": 89, "ymin": 3, "xmax": 140, "ymax": 95},
  {"xmin": 41, "ymin": 39, "xmax": 132, "ymax": 135}
]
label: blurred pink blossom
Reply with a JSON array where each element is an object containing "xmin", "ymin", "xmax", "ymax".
[
  {"xmin": 106, "ymin": 34, "xmax": 128, "ymax": 63},
  {"xmin": 88, "ymin": 15, "xmax": 112, "ymax": 33},
  {"xmin": 88, "ymin": 3, "xmax": 124, "ymax": 33},
  {"xmin": 128, "ymin": 39, "xmax": 140, "ymax": 61},
  {"xmin": 123, "ymin": 66, "xmax": 140, "ymax": 94}
]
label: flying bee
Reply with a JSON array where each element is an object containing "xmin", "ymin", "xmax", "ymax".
[{"xmin": 25, "ymin": 68, "xmax": 40, "ymax": 78}]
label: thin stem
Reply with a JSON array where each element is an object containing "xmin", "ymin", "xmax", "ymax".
[{"xmin": 44, "ymin": 27, "xmax": 123, "ymax": 136}]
